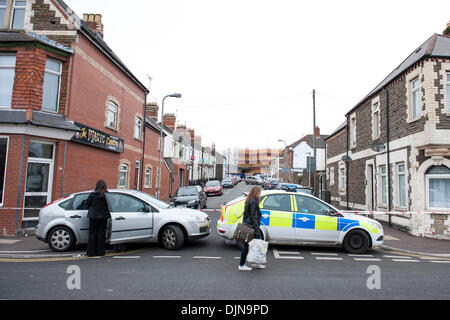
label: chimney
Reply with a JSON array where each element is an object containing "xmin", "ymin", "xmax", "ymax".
[
  {"xmin": 314, "ymin": 126, "xmax": 320, "ymax": 137},
  {"xmin": 444, "ymin": 21, "xmax": 450, "ymax": 36},
  {"xmin": 163, "ymin": 113, "xmax": 176, "ymax": 130},
  {"xmin": 188, "ymin": 128, "xmax": 195, "ymax": 140},
  {"xmin": 83, "ymin": 13, "xmax": 104, "ymax": 38},
  {"xmin": 194, "ymin": 135, "xmax": 202, "ymax": 146},
  {"xmin": 176, "ymin": 124, "xmax": 190, "ymax": 140},
  {"xmin": 146, "ymin": 102, "xmax": 159, "ymax": 121}
]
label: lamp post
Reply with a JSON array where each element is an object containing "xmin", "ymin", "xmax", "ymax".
[
  {"xmin": 306, "ymin": 152, "xmax": 311, "ymax": 188},
  {"xmin": 156, "ymin": 93, "xmax": 182, "ymax": 199}
]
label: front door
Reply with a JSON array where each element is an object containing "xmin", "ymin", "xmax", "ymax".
[
  {"xmin": 259, "ymin": 194, "xmax": 295, "ymax": 241},
  {"xmin": 294, "ymin": 194, "xmax": 339, "ymax": 243},
  {"xmin": 106, "ymin": 193, "xmax": 153, "ymax": 243}
]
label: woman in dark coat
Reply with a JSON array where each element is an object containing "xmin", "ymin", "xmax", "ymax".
[
  {"xmin": 86, "ymin": 180, "xmax": 111, "ymax": 257},
  {"xmin": 239, "ymin": 186, "xmax": 264, "ymax": 271}
]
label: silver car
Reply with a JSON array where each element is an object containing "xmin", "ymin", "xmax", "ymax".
[{"xmin": 35, "ymin": 189, "xmax": 211, "ymax": 252}]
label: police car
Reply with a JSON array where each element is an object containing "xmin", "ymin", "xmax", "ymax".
[{"xmin": 216, "ymin": 190, "xmax": 383, "ymax": 254}]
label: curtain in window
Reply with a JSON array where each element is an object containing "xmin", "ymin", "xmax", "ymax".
[{"xmin": 429, "ymin": 178, "xmax": 450, "ymax": 209}]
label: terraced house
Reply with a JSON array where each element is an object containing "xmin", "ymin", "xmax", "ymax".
[
  {"xmin": 325, "ymin": 24, "xmax": 450, "ymax": 240},
  {"xmin": 0, "ymin": 0, "xmax": 154, "ymax": 235}
]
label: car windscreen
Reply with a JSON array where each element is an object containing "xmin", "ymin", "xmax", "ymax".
[
  {"xmin": 297, "ymin": 188, "xmax": 313, "ymax": 195},
  {"xmin": 135, "ymin": 192, "xmax": 170, "ymax": 209},
  {"xmin": 206, "ymin": 181, "xmax": 220, "ymax": 186},
  {"xmin": 176, "ymin": 187, "xmax": 198, "ymax": 196}
]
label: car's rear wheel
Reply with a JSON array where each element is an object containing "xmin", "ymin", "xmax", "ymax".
[
  {"xmin": 160, "ymin": 225, "xmax": 185, "ymax": 250},
  {"xmin": 343, "ymin": 229, "xmax": 370, "ymax": 254},
  {"xmin": 47, "ymin": 226, "xmax": 76, "ymax": 252}
]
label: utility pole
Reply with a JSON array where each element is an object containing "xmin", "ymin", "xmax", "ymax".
[{"xmin": 312, "ymin": 89, "xmax": 317, "ymax": 194}]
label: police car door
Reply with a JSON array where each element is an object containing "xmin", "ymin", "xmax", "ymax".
[
  {"xmin": 260, "ymin": 194, "xmax": 296, "ymax": 241},
  {"xmin": 106, "ymin": 193, "xmax": 153, "ymax": 243},
  {"xmin": 294, "ymin": 195, "xmax": 339, "ymax": 243}
]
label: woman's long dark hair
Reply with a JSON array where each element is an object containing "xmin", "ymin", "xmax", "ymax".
[
  {"xmin": 245, "ymin": 186, "xmax": 261, "ymax": 204},
  {"xmin": 94, "ymin": 180, "xmax": 108, "ymax": 197}
]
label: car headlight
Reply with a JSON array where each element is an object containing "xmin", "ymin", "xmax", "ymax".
[
  {"xmin": 188, "ymin": 200, "xmax": 198, "ymax": 204},
  {"xmin": 368, "ymin": 220, "xmax": 382, "ymax": 230},
  {"xmin": 195, "ymin": 216, "xmax": 208, "ymax": 224}
]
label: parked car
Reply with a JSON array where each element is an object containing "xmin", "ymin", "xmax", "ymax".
[
  {"xmin": 35, "ymin": 189, "xmax": 211, "ymax": 252},
  {"xmin": 245, "ymin": 176, "xmax": 259, "ymax": 185},
  {"xmin": 204, "ymin": 180, "xmax": 223, "ymax": 196},
  {"xmin": 221, "ymin": 178, "xmax": 234, "ymax": 189},
  {"xmin": 217, "ymin": 190, "xmax": 383, "ymax": 254},
  {"xmin": 171, "ymin": 186, "xmax": 207, "ymax": 209},
  {"xmin": 263, "ymin": 178, "xmax": 279, "ymax": 190}
]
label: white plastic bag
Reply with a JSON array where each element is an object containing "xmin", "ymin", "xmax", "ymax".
[{"xmin": 246, "ymin": 239, "xmax": 268, "ymax": 267}]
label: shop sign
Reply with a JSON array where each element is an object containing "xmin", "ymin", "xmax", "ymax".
[{"xmin": 72, "ymin": 122, "xmax": 124, "ymax": 153}]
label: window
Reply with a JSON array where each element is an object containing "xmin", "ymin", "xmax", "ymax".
[
  {"xmin": 350, "ymin": 115, "xmax": 356, "ymax": 147},
  {"xmin": 0, "ymin": 0, "xmax": 25, "ymax": 29},
  {"xmin": 329, "ymin": 167, "xmax": 334, "ymax": 186},
  {"xmin": 262, "ymin": 194, "xmax": 291, "ymax": 211},
  {"xmin": 0, "ymin": 54, "xmax": 16, "ymax": 108},
  {"xmin": 0, "ymin": 137, "xmax": 8, "ymax": 206},
  {"xmin": 107, "ymin": 193, "xmax": 146, "ymax": 213},
  {"xmin": 397, "ymin": 163, "xmax": 406, "ymax": 207},
  {"xmin": 426, "ymin": 165, "xmax": 450, "ymax": 209},
  {"xmin": 144, "ymin": 167, "xmax": 152, "ymax": 188},
  {"xmin": 70, "ymin": 193, "xmax": 90, "ymax": 211},
  {"xmin": 295, "ymin": 195, "xmax": 334, "ymax": 215},
  {"xmin": 380, "ymin": 165, "xmax": 387, "ymax": 205},
  {"xmin": 373, "ymin": 102, "xmax": 380, "ymax": 139},
  {"xmin": 134, "ymin": 116, "xmax": 142, "ymax": 139},
  {"xmin": 119, "ymin": 163, "xmax": 128, "ymax": 188},
  {"xmin": 411, "ymin": 77, "xmax": 420, "ymax": 119},
  {"xmin": 447, "ymin": 72, "xmax": 450, "ymax": 112},
  {"xmin": 107, "ymin": 101, "xmax": 118, "ymax": 129},
  {"xmin": 42, "ymin": 58, "xmax": 62, "ymax": 112}
]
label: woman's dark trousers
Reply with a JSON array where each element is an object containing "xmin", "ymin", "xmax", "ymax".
[{"xmin": 87, "ymin": 218, "xmax": 107, "ymax": 256}]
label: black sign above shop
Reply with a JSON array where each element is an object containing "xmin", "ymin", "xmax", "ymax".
[{"xmin": 72, "ymin": 122, "xmax": 124, "ymax": 153}]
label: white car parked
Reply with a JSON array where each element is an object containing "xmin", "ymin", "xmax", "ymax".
[{"xmin": 35, "ymin": 189, "xmax": 211, "ymax": 252}]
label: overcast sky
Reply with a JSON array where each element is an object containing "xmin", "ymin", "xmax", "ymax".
[{"xmin": 65, "ymin": 0, "xmax": 450, "ymax": 153}]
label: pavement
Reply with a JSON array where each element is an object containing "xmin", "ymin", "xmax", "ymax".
[{"xmin": 0, "ymin": 221, "xmax": 449, "ymax": 259}]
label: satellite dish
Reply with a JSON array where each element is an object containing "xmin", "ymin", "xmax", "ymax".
[{"xmin": 371, "ymin": 142, "xmax": 385, "ymax": 152}]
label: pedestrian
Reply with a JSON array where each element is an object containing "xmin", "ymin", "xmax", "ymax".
[
  {"xmin": 239, "ymin": 185, "xmax": 264, "ymax": 271},
  {"xmin": 86, "ymin": 180, "xmax": 111, "ymax": 257}
]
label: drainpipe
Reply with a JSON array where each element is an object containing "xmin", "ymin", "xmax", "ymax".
[
  {"xmin": 140, "ymin": 97, "xmax": 147, "ymax": 191},
  {"xmin": 60, "ymin": 141, "xmax": 67, "ymax": 197},
  {"xmin": 346, "ymin": 116, "xmax": 350, "ymax": 211},
  {"xmin": 15, "ymin": 136, "xmax": 26, "ymax": 234},
  {"xmin": 385, "ymin": 87, "xmax": 392, "ymax": 227}
]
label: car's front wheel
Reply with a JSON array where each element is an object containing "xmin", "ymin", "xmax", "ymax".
[
  {"xmin": 160, "ymin": 225, "xmax": 185, "ymax": 250},
  {"xmin": 343, "ymin": 229, "xmax": 370, "ymax": 254},
  {"xmin": 47, "ymin": 226, "xmax": 76, "ymax": 252}
]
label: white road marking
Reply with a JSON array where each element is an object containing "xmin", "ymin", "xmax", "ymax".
[
  {"xmin": 153, "ymin": 256, "xmax": 181, "ymax": 259},
  {"xmin": 348, "ymin": 254, "xmax": 374, "ymax": 257},
  {"xmin": 430, "ymin": 260, "xmax": 450, "ymax": 264},
  {"xmin": 383, "ymin": 255, "xmax": 412, "ymax": 259},
  {"xmin": 112, "ymin": 256, "xmax": 141, "ymax": 259},
  {"xmin": 353, "ymin": 258, "xmax": 381, "ymax": 262},
  {"xmin": 391, "ymin": 259, "xmax": 420, "ymax": 262},
  {"xmin": 315, "ymin": 257, "xmax": 343, "ymax": 261},
  {"xmin": 277, "ymin": 251, "xmax": 300, "ymax": 255},
  {"xmin": 383, "ymin": 235, "xmax": 400, "ymax": 241},
  {"xmin": 193, "ymin": 256, "xmax": 222, "ymax": 259},
  {"xmin": 311, "ymin": 252, "xmax": 339, "ymax": 256}
]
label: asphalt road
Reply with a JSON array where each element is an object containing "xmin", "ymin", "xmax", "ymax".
[{"xmin": 1, "ymin": 182, "xmax": 450, "ymax": 301}]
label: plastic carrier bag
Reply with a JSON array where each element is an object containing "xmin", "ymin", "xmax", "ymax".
[{"xmin": 246, "ymin": 239, "xmax": 269, "ymax": 267}]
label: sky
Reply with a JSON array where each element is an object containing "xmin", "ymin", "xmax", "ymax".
[{"xmin": 64, "ymin": 0, "xmax": 450, "ymax": 154}]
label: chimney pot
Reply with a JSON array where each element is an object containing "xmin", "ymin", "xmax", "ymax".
[
  {"xmin": 444, "ymin": 21, "xmax": 450, "ymax": 36},
  {"xmin": 83, "ymin": 13, "xmax": 104, "ymax": 38}
]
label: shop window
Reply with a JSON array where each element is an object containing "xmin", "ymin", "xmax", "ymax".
[
  {"xmin": 426, "ymin": 165, "xmax": 450, "ymax": 209},
  {"xmin": 42, "ymin": 58, "xmax": 62, "ymax": 112},
  {"xmin": 0, "ymin": 0, "xmax": 25, "ymax": 29},
  {"xmin": 0, "ymin": 137, "xmax": 8, "ymax": 206},
  {"xmin": 0, "ymin": 54, "xmax": 16, "ymax": 108}
]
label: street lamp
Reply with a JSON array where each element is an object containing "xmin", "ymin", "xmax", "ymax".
[
  {"xmin": 306, "ymin": 152, "xmax": 311, "ymax": 188},
  {"xmin": 156, "ymin": 93, "xmax": 182, "ymax": 199}
]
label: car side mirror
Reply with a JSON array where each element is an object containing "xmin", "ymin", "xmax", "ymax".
[{"xmin": 144, "ymin": 205, "xmax": 152, "ymax": 213}]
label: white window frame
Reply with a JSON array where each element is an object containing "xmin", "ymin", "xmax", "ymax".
[
  {"xmin": 329, "ymin": 167, "xmax": 334, "ymax": 186},
  {"xmin": 0, "ymin": 53, "xmax": 16, "ymax": 108},
  {"xmin": 134, "ymin": 116, "xmax": 142, "ymax": 140},
  {"xmin": 446, "ymin": 71, "xmax": 450, "ymax": 113},
  {"xmin": 411, "ymin": 77, "xmax": 421, "ymax": 120},
  {"xmin": 107, "ymin": 101, "xmax": 118, "ymax": 130},
  {"xmin": 372, "ymin": 100, "xmax": 380, "ymax": 140},
  {"xmin": 10, "ymin": 0, "xmax": 25, "ymax": 29},
  {"xmin": 23, "ymin": 140, "xmax": 55, "ymax": 221},
  {"xmin": 119, "ymin": 163, "xmax": 129, "ymax": 188},
  {"xmin": 426, "ymin": 170, "xmax": 450, "ymax": 211},
  {"xmin": 0, "ymin": 136, "xmax": 9, "ymax": 207},
  {"xmin": 379, "ymin": 165, "xmax": 387, "ymax": 206},
  {"xmin": 42, "ymin": 58, "xmax": 62, "ymax": 113},
  {"xmin": 144, "ymin": 166, "xmax": 152, "ymax": 188},
  {"xmin": 397, "ymin": 163, "xmax": 406, "ymax": 208},
  {"xmin": 350, "ymin": 114, "xmax": 356, "ymax": 148}
]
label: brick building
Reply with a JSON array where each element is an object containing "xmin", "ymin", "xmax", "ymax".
[
  {"xmin": 0, "ymin": 0, "xmax": 154, "ymax": 235},
  {"xmin": 325, "ymin": 27, "xmax": 450, "ymax": 239}
]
